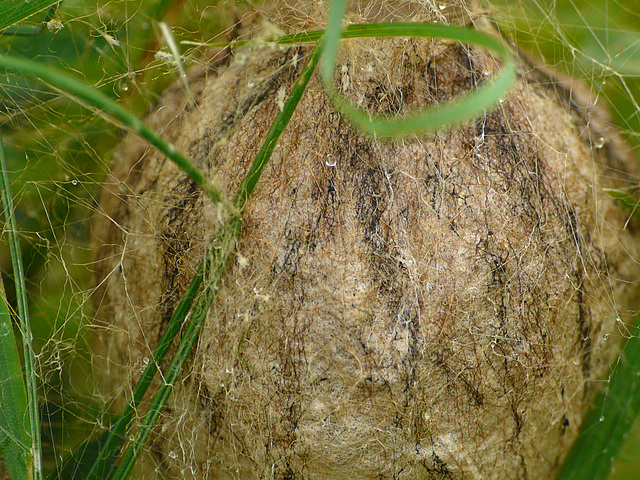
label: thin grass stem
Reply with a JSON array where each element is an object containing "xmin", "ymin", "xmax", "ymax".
[
  {"xmin": 0, "ymin": 138, "xmax": 42, "ymax": 480},
  {"xmin": 85, "ymin": 265, "xmax": 205, "ymax": 480},
  {"xmin": 205, "ymin": 20, "xmax": 516, "ymax": 137},
  {"xmin": 0, "ymin": 273, "xmax": 31, "ymax": 480}
]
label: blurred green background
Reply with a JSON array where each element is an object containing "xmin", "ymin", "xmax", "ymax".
[{"xmin": 1, "ymin": 0, "xmax": 640, "ymax": 478}]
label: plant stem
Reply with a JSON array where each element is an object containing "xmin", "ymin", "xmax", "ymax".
[{"xmin": 0, "ymin": 138, "xmax": 42, "ymax": 480}]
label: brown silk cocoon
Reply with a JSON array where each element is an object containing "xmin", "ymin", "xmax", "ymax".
[{"xmin": 92, "ymin": 1, "xmax": 640, "ymax": 478}]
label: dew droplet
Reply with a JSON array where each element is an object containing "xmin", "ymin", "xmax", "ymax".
[
  {"xmin": 599, "ymin": 416, "xmax": 605, "ymax": 422},
  {"xmin": 594, "ymin": 137, "xmax": 606, "ymax": 149},
  {"xmin": 169, "ymin": 450, "xmax": 178, "ymax": 459},
  {"xmin": 603, "ymin": 333, "xmax": 609, "ymax": 340},
  {"xmin": 438, "ymin": 3, "xmax": 447, "ymax": 10},
  {"xmin": 71, "ymin": 179, "xmax": 78, "ymax": 186},
  {"xmin": 143, "ymin": 356, "xmax": 150, "ymax": 365},
  {"xmin": 247, "ymin": 81, "xmax": 255, "ymax": 88},
  {"xmin": 326, "ymin": 155, "xmax": 337, "ymax": 167},
  {"xmin": 121, "ymin": 83, "xmax": 129, "ymax": 92}
]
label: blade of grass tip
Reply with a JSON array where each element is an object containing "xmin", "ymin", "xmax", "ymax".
[
  {"xmin": 321, "ymin": 1, "xmax": 516, "ymax": 137},
  {"xmin": 108, "ymin": 40, "xmax": 325, "ymax": 480},
  {"xmin": 0, "ymin": 274, "xmax": 32, "ymax": 480},
  {"xmin": 0, "ymin": 137, "xmax": 41, "ymax": 479},
  {"xmin": 557, "ymin": 318, "xmax": 640, "ymax": 480},
  {"xmin": 0, "ymin": 54, "xmax": 238, "ymax": 219},
  {"xmin": 85, "ymin": 266, "xmax": 205, "ymax": 480},
  {"xmin": 158, "ymin": 22, "xmax": 195, "ymax": 107}
]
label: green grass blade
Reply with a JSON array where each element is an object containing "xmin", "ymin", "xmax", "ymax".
[
  {"xmin": 0, "ymin": 54, "xmax": 238, "ymax": 218},
  {"xmin": 189, "ymin": 29, "xmax": 324, "ymax": 48},
  {"xmin": 233, "ymin": 41, "xmax": 325, "ymax": 208},
  {"xmin": 0, "ymin": 0, "xmax": 60, "ymax": 33},
  {"xmin": 0, "ymin": 274, "xmax": 31, "ymax": 480},
  {"xmin": 107, "ymin": 41, "xmax": 324, "ymax": 480},
  {"xmin": 321, "ymin": 1, "xmax": 516, "ymax": 137},
  {"xmin": 192, "ymin": 16, "xmax": 516, "ymax": 138},
  {"xmin": 109, "ymin": 218, "xmax": 241, "ymax": 480},
  {"xmin": 557, "ymin": 320, "xmax": 640, "ymax": 480},
  {"xmin": 0, "ymin": 138, "xmax": 41, "ymax": 479},
  {"xmin": 85, "ymin": 268, "xmax": 204, "ymax": 480}
]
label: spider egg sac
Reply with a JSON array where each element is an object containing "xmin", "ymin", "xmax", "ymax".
[{"xmin": 92, "ymin": 1, "xmax": 640, "ymax": 479}]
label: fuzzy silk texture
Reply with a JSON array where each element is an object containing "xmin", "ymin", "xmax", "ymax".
[{"xmin": 92, "ymin": 2, "xmax": 640, "ymax": 479}]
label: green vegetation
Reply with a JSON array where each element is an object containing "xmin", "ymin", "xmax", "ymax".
[{"xmin": 0, "ymin": 1, "xmax": 639, "ymax": 479}]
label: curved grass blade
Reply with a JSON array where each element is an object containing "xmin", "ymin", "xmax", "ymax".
[
  {"xmin": 0, "ymin": 138, "xmax": 41, "ymax": 480},
  {"xmin": 190, "ymin": 21, "xmax": 516, "ymax": 49},
  {"xmin": 0, "ymin": 274, "xmax": 31, "ymax": 480},
  {"xmin": 107, "ymin": 40, "xmax": 325, "ymax": 480},
  {"xmin": 0, "ymin": 54, "xmax": 238, "ymax": 218},
  {"xmin": 321, "ymin": 0, "xmax": 516, "ymax": 137},
  {"xmin": 557, "ymin": 319, "xmax": 640, "ymax": 480},
  {"xmin": 0, "ymin": 0, "xmax": 60, "ymax": 33},
  {"xmin": 189, "ymin": 13, "xmax": 515, "ymax": 138},
  {"xmin": 183, "ymin": 29, "xmax": 325, "ymax": 48}
]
